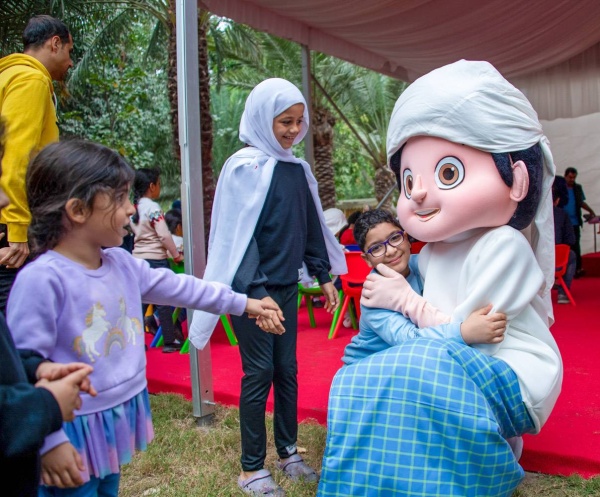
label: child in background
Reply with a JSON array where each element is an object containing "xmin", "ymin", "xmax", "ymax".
[
  {"xmin": 343, "ymin": 209, "xmax": 507, "ymax": 365},
  {"xmin": 189, "ymin": 78, "xmax": 347, "ymax": 496},
  {"xmin": 0, "ymin": 120, "xmax": 95, "ymax": 497},
  {"xmin": 7, "ymin": 139, "xmax": 280, "ymax": 497},
  {"xmin": 165, "ymin": 208, "xmax": 184, "ymax": 257},
  {"xmin": 339, "ymin": 210, "xmax": 361, "ymax": 246},
  {"xmin": 131, "ymin": 168, "xmax": 184, "ymax": 352}
]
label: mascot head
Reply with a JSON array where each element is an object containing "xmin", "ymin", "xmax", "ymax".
[{"xmin": 386, "ymin": 59, "xmax": 555, "ymax": 291}]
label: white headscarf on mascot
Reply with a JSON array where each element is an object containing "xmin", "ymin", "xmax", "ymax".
[
  {"xmin": 189, "ymin": 78, "xmax": 347, "ymax": 349},
  {"xmin": 387, "ymin": 60, "xmax": 555, "ymax": 325}
]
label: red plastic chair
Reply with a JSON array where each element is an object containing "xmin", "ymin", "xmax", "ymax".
[
  {"xmin": 410, "ymin": 241, "xmax": 427, "ymax": 254},
  {"xmin": 555, "ymin": 244, "xmax": 576, "ymax": 306},
  {"xmin": 329, "ymin": 252, "xmax": 372, "ymax": 339}
]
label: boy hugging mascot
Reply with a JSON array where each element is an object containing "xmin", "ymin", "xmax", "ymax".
[{"xmin": 317, "ymin": 60, "xmax": 562, "ymax": 497}]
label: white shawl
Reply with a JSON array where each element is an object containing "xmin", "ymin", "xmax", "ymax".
[
  {"xmin": 189, "ymin": 78, "xmax": 347, "ymax": 349},
  {"xmin": 386, "ymin": 60, "xmax": 556, "ymax": 325}
]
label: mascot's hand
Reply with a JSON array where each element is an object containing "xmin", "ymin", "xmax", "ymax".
[{"xmin": 361, "ymin": 264, "xmax": 450, "ymax": 328}]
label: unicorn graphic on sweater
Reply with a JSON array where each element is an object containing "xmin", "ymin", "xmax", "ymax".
[
  {"xmin": 73, "ymin": 303, "xmax": 111, "ymax": 362},
  {"xmin": 117, "ymin": 297, "xmax": 142, "ymax": 345}
]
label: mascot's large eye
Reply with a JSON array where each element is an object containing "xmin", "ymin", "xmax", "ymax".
[
  {"xmin": 434, "ymin": 156, "xmax": 464, "ymax": 189},
  {"xmin": 403, "ymin": 169, "xmax": 413, "ymax": 199}
]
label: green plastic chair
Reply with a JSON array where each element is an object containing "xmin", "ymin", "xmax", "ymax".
[{"xmin": 298, "ymin": 283, "xmax": 347, "ymax": 336}]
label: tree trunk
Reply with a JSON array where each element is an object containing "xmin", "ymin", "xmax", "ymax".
[
  {"xmin": 374, "ymin": 164, "xmax": 397, "ymax": 213},
  {"xmin": 166, "ymin": 4, "xmax": 215, "ymax": 250},
  {"xmin": 167, "ymin": 1, "xmax": 179, "ymax": 160},
  {"xmin": 198, "ymin": 12, "xmax": 215, "ymax": 247},
  {"xmin": 312, "ymin": 106, "xmax": 337, "ymax": 210}
]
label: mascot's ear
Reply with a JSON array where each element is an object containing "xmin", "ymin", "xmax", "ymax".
[{"xmin": 510, "ymin": 160, "xmax": 529, "ymax": 202}]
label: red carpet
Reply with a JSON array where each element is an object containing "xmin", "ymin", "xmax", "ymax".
[{"xmin": 146, "ymin": 277, "xmax": 600, "ymax": 478}]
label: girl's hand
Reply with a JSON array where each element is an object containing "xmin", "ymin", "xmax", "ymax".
[
  {"xmin": 36, "ymin": 362, "xmax": 97, "ymax": 397},
  {"xmin": 173, "ymin": 253, "xmax": 184, "ymax": 263},
  {"xmin": 36, "ymin": 367, "xmax": 95, "ymax": 421},
  {"xmin": 460, "ymin": 304, "xmax": 507, "ymax": 344},
  {"xmin": 320, "ymin": 281, "xmax": 340, "ymax": 313},
  {"xmin": 246, "ymin": 296, "xmax": 285, "ymax": 334},
  {"xmin": 41, "ymin": 442, "xmax": 85, "ymax": 488}
]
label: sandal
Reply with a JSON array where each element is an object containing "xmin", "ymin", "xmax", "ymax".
[
  {"xmin": 276, "ymin": 454, "xmax": 318, "ymax": 482},
  {"xmin": 238, "ymin": 469, "xmax": 285, "ymax": 496}
]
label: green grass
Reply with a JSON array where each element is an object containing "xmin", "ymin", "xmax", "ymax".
[{"xmin": 119, "ymin": 394, "xmax": 600, "ymax": 496}]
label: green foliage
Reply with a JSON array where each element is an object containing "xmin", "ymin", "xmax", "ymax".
[
  {"xmin": 333, "ymin": 121, "xmax": 374, "ymax": 199},
  {"xmin": 210, "ymin": 86, "xmax": 248, "ymax": 176},
  {"xmin": 58, "ymin": 16, "xmax": 179, "ymax": 185}
]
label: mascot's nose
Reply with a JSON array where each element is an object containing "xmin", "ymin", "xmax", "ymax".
[{"xmin": 411, "ymin": 175, "xmax": 427, "ymax": 202}]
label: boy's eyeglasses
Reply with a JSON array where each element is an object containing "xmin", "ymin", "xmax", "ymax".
[{"xmin": 365, "ymin": 231, "xmax": 405, "ymax": 258}]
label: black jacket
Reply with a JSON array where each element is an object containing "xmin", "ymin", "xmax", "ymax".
[{"xmin": 0, "ymin": 313, "xmax": 62, "ymax": 497}]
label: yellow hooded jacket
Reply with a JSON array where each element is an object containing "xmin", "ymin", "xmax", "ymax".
[{"xmin": 0, "ymin": 54, "xmax": 59, "ymax": 242}]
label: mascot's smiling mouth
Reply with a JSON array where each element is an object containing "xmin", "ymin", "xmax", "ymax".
[{"xmin": 415, "ymin": 208, "xmax": 440, "ymax": 221}]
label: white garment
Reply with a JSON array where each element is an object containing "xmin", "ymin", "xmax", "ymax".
[
  {"xmin": 189, "ymin": 79, "xmax": 347, "ymax": 349},
  {"xmin": 418, "ymin": 226, "xmax": 562, "ymax": 431},
  {"xmin": 387, "ymin": 59, "xmax": 556, "ymax": 325}
]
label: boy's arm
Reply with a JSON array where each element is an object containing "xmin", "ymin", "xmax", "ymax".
[
  {"xmin": 360, "ymin": 305, "xmax": 463, "ymax": 346},
  {"xmin": 361, "ymin": 303, "xmax": 505, "ymax": 346}
]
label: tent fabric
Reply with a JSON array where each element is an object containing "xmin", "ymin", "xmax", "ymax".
[
  {"xmin": 203, "ymin": 0, "xmax": 600, "ymax": 256},
  {"xmin": 203, "ymin": 0, "xmax": 600, "ymax": 120}
]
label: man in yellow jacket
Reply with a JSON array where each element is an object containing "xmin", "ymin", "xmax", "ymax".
[{"xmin": 0, "ymin": 15, "xmax": 73, "ymax": 313}]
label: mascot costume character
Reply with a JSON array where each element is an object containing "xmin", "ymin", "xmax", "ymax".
[{"xmin": 317, "ymin": 60, "xmax": 562, "ymax": 497}]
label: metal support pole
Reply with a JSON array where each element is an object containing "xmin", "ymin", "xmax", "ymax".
[
  {"xmin": 301, "ymin": 44, "xmax": 314, "ymax": 168},
  {"xmin": 176, "ymin": 0, "xmax": 215, "ymax": 425}
]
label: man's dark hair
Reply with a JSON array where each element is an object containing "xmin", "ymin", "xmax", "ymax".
[
  {"xmin": 552, "ymin": 176, "xmax": 569, "ymax": 208},
  {"xmin": 564, "ymin": 167, "xmax": 578, "ymax": 176},
  {"xmin": 23, "ymin": 15, "xmax": 70, "ymax": 51}
]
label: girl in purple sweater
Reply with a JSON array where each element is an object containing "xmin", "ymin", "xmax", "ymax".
[{"xmin": 7, "ymin": 140, "xmax": 280, "ymax": 497}]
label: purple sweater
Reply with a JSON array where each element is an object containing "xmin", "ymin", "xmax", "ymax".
[{"xmin": 7, "ymin": 248, "xmax": 246, "ymax": 451}]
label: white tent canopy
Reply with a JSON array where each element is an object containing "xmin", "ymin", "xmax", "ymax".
[
  {"xmin": 202, "ymin": 0, "xmax": 600, "ymax": 255},
  {"xmin": 184, "ymin": 1, "xmax": 600, "ymax": 419}
]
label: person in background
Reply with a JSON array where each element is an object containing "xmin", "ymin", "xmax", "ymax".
[
  {"xmin": 563, "ymin": 167, "xmax": 596, "ymax": 277},
  {"xmin": 131, "ymin": 168, "xmax": 184, "ymax": 353},
  {"xmin": 0, "ymin": 14, "xmax": 74, "ymax": 314},
  {"xmin": 165, "ymin": 208, "xmax": 184, "ymax": 257},
  {"xmin": 339, "ymin": 210, "xmax": 362, "ymax": 246},
  {"xmin": 552, "ymin": 176, "xmax": 576, "ymax": 304}
]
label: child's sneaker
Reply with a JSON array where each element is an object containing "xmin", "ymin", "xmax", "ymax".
[{"xmin": 557, "ymin": 293, "xmax": 569, "ymax": 304}]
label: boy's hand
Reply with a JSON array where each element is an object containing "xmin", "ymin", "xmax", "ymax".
[
  {"xmin": 41, "ymin": 442, "xmax": 85, "ymax": 488},
  {"xmin": 36, "ymin": 367, "xmax": 93, "ymax": 421},
  {"xmin": 460, "ymin": 304, "xmax": 507, "ymax": 344},
  {"xmin": 36, "ymin": 362, "xmax": 97, "ymax": 397},
  {"xmin": 320, "ymin": 282, "xmax": 340, "ymax": 313}
]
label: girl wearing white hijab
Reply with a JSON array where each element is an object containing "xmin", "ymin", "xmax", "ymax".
[{"xmin": 190, "ymin": 78, "xmax": 346, "ymax": 496}]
